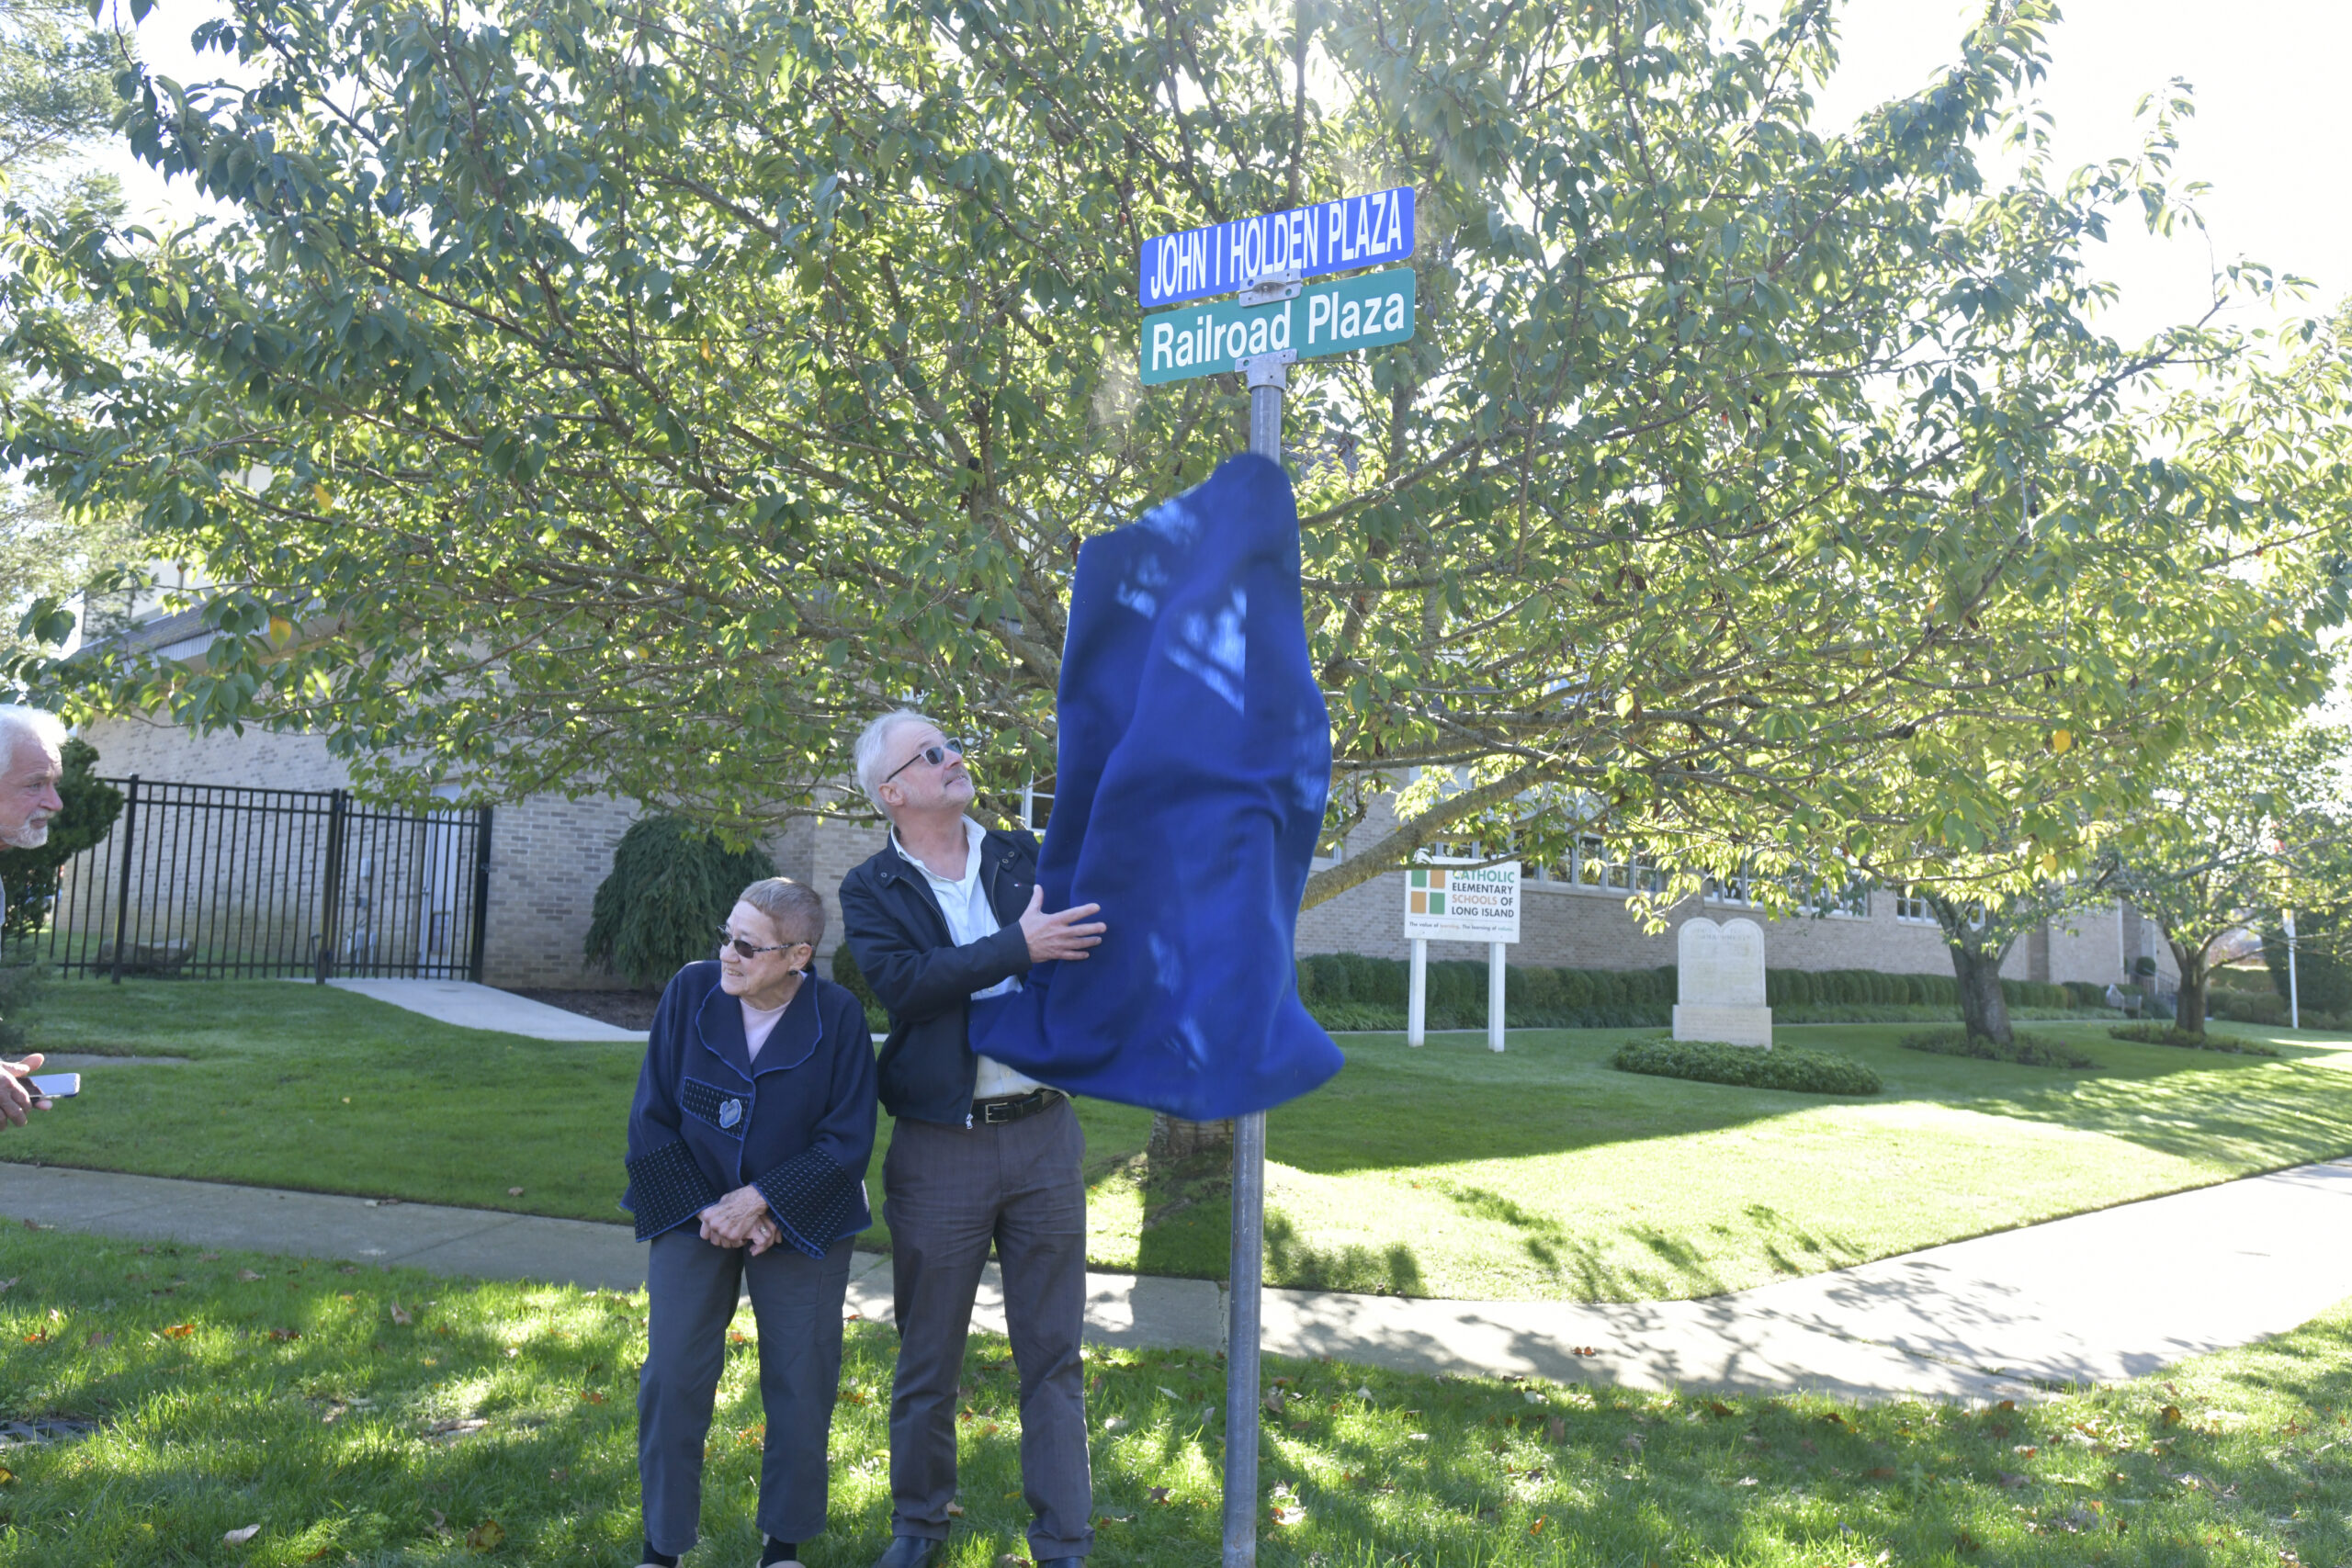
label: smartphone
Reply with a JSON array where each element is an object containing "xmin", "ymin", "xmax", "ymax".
[{"xmin": 25, "ymin": 1074, "xmax": 78, "ymax": 1100}]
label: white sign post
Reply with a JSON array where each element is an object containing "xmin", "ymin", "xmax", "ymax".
[{"xmin": 1403, "ymin": 860, "xmax": 1521, "ymax": 1051}]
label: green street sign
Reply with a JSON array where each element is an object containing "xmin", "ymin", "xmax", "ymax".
[{"xmin": 1139, "ymin": 265, "xmax": 1416, "ymax": 387}]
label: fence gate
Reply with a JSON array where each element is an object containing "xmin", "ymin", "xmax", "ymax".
[{"xmin": 12, "ymin": 778, "xmax": 493, "ymax": 982}]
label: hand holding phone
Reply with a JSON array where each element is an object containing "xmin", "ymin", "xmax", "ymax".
[{"xmin": 27, "ymin": 1074, "xmax": 77, "ymax": 1100}]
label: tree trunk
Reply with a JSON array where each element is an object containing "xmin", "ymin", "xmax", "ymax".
[
  {"xmin": 1149, "ymin": 1113, "xmax": 1233, "ymax": 1160},
  {"xmin": 2171, "ymin": 941, "xmax": 2208, "ymax": 1036},
  {"xmin": 1950, "ymin": 941, "xmax": 2015, "ymax": 1046}
]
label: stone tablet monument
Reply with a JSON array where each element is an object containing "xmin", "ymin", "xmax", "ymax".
[{"xmin": 1672, "ymin": 916, "xmax": 1772, "ymax": 1048}]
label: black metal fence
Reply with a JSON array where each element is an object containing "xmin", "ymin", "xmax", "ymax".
[{"xmin": 6, "ymin": 778, "xmax": 492, "ymax": 982}]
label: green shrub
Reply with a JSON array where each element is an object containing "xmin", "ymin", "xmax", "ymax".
[
  {"xmin": 1557, "ymin": 968, "xmax": 1593, "ymax": 1010},
  {"xmin": 2209, "ymin": 988, "xmax": 2286, "ymax": 1026},
  {"xmin": 2109, "ymin": 1022, "xmax": 2279, "ymax": 1056},
  {"xmin": 0, "ymin": 738, "xmax": 123, "ymax": 938},
  {"xmin": 1611, "ymin": 1037, "xmax": 1881, "ymax": 1096},
  {"xmin": 583, "ymin": 816, "xmax": 777, "ymax": 988},
  {"xmin": 1900, "ymin": 1027, "xmax": 2096, "ymax": 1069}
]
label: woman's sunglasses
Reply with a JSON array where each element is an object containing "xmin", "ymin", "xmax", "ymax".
[
  {"xmin": 882, "ymin": 737, "xmax": 966, "ymax": 784},
  {"xmin": 716, "ymin": 925, "xmax": 808, "ymax": 961}
]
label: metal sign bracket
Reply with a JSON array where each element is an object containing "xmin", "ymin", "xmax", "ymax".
[
  {"xmin": 1238, "ymin": 348, "xmax": 1295, "ymax": 388},
  {"xmin": 1238, "ymin": 268, "xmax": 1301, "ymax": 307}
]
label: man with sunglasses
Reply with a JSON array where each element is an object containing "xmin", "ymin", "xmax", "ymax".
[{"xmin": 838, "ymin": 709, "xmax": 1106, "ymax": 1568}]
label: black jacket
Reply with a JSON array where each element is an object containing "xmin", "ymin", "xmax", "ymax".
[{"xmin": 838, "ymin": 825, "xmax": 1038, "ymax": 1124}]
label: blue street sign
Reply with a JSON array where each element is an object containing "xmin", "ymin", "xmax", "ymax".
[{"xmin": 1138, "ymin": 187, "xmax": 1415, "ymax": 310}]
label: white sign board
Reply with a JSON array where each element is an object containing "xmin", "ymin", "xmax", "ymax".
[{"xmin": 1403, "ymin": 859, "xmax": 1521, "ymax": 942}]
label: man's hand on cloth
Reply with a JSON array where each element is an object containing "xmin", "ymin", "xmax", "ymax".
[
  {"xmin": 698, "ymin": 1184, "xmax": 782, "ymax": 1254},
  {"xmin": 0, "ymin": 1052, "xmax": 49, "ymax": 1127},
  {"xmin": 1019, "ymin": 886, "xmax": 1105, "ymax": 964}
]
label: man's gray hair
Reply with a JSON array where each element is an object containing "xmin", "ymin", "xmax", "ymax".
[
  {"xmin": 737, "ymin": 875, "xmax": 826, "ymax": 951},
  {"xmin": 854, "ymin": 707, "xmax": 937, "ymax": 811},
  {"xmin": 0, "ymin": 705, "xmax": 67, "ymax": 767}
]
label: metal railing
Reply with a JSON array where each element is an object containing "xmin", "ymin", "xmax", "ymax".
[{"xmin": 7, "ymin": 777, "xmax": 492, "ymax": 982}]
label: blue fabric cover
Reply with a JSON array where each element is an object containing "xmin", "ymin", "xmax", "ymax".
[{"xmin": 971, "ymin": 452, "xmax": 1342, "ymax": 1119}]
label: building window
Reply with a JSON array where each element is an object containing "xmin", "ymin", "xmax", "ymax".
[
  {"xmin": 1894, "ymin": 888, "xmax": 1934, "ymax": 924},
  {"xmin": 1816, "ymin": 876, "xmax": 1870, "ymax": 919},
  {"xmin": 1704, "ymin": 867, "xmax": 1757, "ymax": 907},
  {"xmin": 1559, "ymin": 835, "xmax": 1664, "ymax": 895},
  {"xmin": 1022, "ymin": 776, "xmax": 1054, "ymax": 832}
]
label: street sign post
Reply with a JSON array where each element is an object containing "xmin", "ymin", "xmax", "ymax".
[
  {"xmin": 1139, "ymin": 186, "xmax": 1416, "ymax": 310},
  {"xmin": 1139, "ymin": 267, "xmax": 1417, "ymax": 387},
  {"xmin": 1136, "ymin": 188, "xmax": 1415, "ymax": 1568}
]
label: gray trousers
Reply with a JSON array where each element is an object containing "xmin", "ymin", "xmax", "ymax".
[
  {"xmin": 639, "ymin": 1228, "xmax": 855, "ymax": 1555},
  {"xmin": 884, "ymin": 1098, "xmax": 1092, "ymax": 1559}
]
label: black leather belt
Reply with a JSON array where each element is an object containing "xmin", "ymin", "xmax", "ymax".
[{"xmin": 971, "ymin": 1088, "xmax": 1064, "ymax": 1126}]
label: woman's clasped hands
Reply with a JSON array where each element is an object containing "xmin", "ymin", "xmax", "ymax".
[{"xmin": 697, "ymin": 1184, "xmax": 782, "ymax": 1254}]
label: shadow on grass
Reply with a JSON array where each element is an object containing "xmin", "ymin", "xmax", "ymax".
[{"xmin": 1276, "ymin": 1028, "xmax": 2352, "ymax": 1179}]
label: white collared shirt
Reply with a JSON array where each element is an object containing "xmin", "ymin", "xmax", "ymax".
[{"xmin": 893, "ymin": 817, "xmax": 1046, "ymax": 1100}]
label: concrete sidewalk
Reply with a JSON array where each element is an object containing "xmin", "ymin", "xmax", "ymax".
[
  {"xmin": 319, "ymin": 978, "xmax": 648, "ymax": 1043},
  {"xmin": 6, "ymin": 1159, "xmax": 2352, "ymax": 1404}
]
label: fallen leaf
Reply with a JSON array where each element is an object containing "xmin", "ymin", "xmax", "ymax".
[
  {"xmin": 1571, "ymin": 1346, "xmax": 1600, "ymax": 1357},
  {"xmin": 1706, "ymin": 1400, "xmax": 1736, "ymax": 1417},
  {"xmin": 0, "ymin": 1467, "xmax": 13, "ymax": 1484},
  {"xmin": 163, "ymin": 1323, "xmax": 195, "ymax": 1338},
  {"xmin": 1530, "ymin": 1517, "xmax": 1547, "ymax": 1534},
  {"xmin": 0, "ymin": 1277, "xmax": 16, "ymax": 1292},
  {"xmin": 269, "ymin": 1328, "xmax": 301, "ymax": 1342},
  {"xmin": 1148, "ymin": 1486, "xmax": 1173, "ymax": 1505},
  {"xmin": 429, "ymin": 1509, "xmax": 450, "ymax": 1535},
  {"xmin": 1621, "ymin": 1434, "xmax": 1645, "ymax": 1452},
  {"xmin": 85, "ymin": 1330, "xmax": 112, "ymax": 1348},
  {"xmin": 197, "ymin": 1253, "xmax": 220, "ymax": 1262},
  {"xmin": 944, "ymin": 1502, "xmax": 965, "ymax": 1517},
  {"xmin": 1865, "ymin": 1465, "xmax": 1897, "ymax": 1480},
  {"xmin": 581, "ymin": 1390, "xmax": 607, "ymax": 1404},
  {"xmin": 224, "ymin": 1524, "xmax": 262, "ymax": 1545},
  {"xmin": 1996, "ymin": 1399, "xmax": 2016, "ymax": 1412},
  {"xmin": 1996, "ymin": 1471, "xmax": 2030, "ymax": 1488},
  {"xmin": 1546, "ymin": 1416, "xmax": 1566, "ymax": 1443},
  {"xmin": 548, "ymin": 1467, "xmax": 570, "ymax": 1481},
  {"xmin": 2160, "ymin": 1404, "xmax": 2184, "ymax": 1426},
  {"xmin": 390, "ymin": 1303, "xmax": 413, "ymax": 1326},
  {"xmin": 507, "ymin": 1187, "xmax": 525, "ymax": 1196},
  {"xmin": 996, "ymin": 1556, "xmax": 1029, "ymax": 1568},
  {"xmin": 22, "ymin": 1218, "xmax": 43, "ymax": 1231},
  {"xmin": 1270, "ymin": 1504, "xmax": 1307, "ymax": 1526},
  {"xmin": 237, "ymin": 1269, "xmax": 264, "ymax": 1282},
  {"xmin": 465, "ymin": 1518, "xmax": 505, "ymax": 1551}
]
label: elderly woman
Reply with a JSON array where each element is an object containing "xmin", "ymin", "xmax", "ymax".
[{"xmin": 624, "ymin": 876, "xmax": 878, "ymax": 1568}]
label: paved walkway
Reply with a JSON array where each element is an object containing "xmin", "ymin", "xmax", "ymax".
[
  {"xmin": 318, "ymin": 978, "xmax": 648, "ymax": 1042},
  {"xmin": 7, "ymin": 1159, "xmax": 2352, "ymax": 1404}
]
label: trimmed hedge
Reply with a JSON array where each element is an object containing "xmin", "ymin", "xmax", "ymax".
[
  {"xmin": 1611, "ymin": 1037, "xmax": 1881, "ymax": 1096},
  {"xmin": 2109, "ymin": 1023, "xmax": 2280, "ymax": 1056},
  {"xmin": 1900, "ymin": 1027, "xmax": 2096, "ymax": 1069},
  {"xmin": 1295, "ymin": 952, "xmax": 2091, "ymax": 1032}
]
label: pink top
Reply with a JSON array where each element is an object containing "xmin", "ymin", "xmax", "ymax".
[{"xmin": 741, "ymin": 994, "xmax": 791, "ymax": 1064}]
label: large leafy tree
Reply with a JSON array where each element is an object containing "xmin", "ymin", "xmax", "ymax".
[{"xmin": 3, "ymin": 0, "xmax": 2348, "ymax": 916}]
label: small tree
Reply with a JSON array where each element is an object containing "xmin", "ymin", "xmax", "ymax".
[
  {"xmin": 584, "ymin": 815, "xmax": 776, "ymax": 989},
  {"xmin": 2116, "ymin": 725, "xmax": 2352, "ymax": 1036}
]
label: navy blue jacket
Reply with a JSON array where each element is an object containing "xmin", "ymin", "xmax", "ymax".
[
  {"xmin": 621, "ymin": 961, "xmax": 877, "ymax": 1253},
  {"xmin": 838, "ymin": 827, "xmax": 1037, "ymax": 1125}
]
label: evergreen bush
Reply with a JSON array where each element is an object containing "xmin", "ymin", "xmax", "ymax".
[
  {"xmin": 2267, "ymin": 916, "xmax": 2351, "ymax": 1018},
  {"xmin": 583, "ymin": 816, "xmax": 776, "ymax": 988},
  {"xmin": 2209, "ymin": 989, "xmax": 2285, "ymax": 1025},
  {"xmin": 1611, "ymin": 1037, "xmax": 1881, "ymax": 1096},
  {"xmin": 829, "ymin": 942, "xmax": 890, "ymax": 1032}
]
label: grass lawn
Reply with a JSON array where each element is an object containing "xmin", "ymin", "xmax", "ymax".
[
  {"xmin": 11, "ymin": 981, "xmax": 2352, "ymax": 1303},
  {"xmin": 8, "ymin": 1224, "xmax": 2352, "ymax": 1567}
]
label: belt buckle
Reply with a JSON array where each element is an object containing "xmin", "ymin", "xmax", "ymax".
[{"xmin": 981, "ymin": 1096, "xmax": 1016, "ymax": 1126}]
